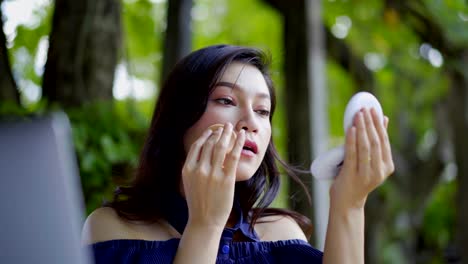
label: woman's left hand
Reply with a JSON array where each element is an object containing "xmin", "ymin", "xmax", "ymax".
[{"xmin": 330, "ymin": 107, "xmax": 394, "ymax": 210}]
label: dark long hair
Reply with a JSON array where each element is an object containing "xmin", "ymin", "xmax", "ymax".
[{"xmin": 106, "ymin": 45, "xmax": 313, "ymax": 238}]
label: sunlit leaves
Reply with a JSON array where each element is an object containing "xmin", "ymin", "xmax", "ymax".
[
  {"xmin": 7, "ymin": 3, "xmax": 52, "ymax": 92},
  {"xmin": 122, "ymin": 0, "xmax": 165, "ymax": 80}
]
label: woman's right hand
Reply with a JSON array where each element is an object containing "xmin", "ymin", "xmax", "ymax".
[{"xmin": 181, "ymin": 123, "xmax": 246, "ymax": 230}]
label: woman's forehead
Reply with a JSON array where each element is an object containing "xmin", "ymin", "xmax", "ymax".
[{"xmin": 216, "ymin": 63, "xmax": 270, "ymax": 97}]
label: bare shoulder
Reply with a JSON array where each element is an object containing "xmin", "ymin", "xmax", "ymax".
[
  {"xmin": 254, "ymin": 214, "xmax": 308, "ymax": 242},
  {"xmin": 81, "ymin": 207, "xmax": 133, "ymax": 245},
  {"xmin": 81, "ymin": 207, "xmax": 177, "ymax": 245}
]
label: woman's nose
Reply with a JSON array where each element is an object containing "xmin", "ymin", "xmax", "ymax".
[{"xmin": 235, "ymin": 111, "xmax": 258, "ymax": 133}]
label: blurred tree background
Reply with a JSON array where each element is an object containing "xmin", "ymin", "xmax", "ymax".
[{"xmin": 1, "ymin": 0, "xmax": 467, "ymax": 263}]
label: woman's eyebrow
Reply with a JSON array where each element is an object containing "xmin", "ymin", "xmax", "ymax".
[{"xmin": 214, "ymin": 81, "xmax": 270, "ymax": 100}]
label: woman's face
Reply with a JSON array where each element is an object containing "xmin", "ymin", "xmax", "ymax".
[{"xmin": 183, "ymin": 62, "xmax": 272, "ymax": 181}]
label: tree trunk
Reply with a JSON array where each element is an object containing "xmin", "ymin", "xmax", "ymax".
[
  {"xmin": 264, "ymin": 0, "xmax": 330, "ymax": 247},
  {"xmin": 0, "ymin": 0, "xmax": 20, "ymax": 105},
  {"xmin": 448, "ymin": 53, "xmax": 468, "ymax": 263},
  {"xmin": 305, "ymin": 0, "xmax": 330, "ymax": 250},
  {"xmin": 161, "ymin": 0, "xmax": 192, "ymax": 83},
  {"xmin": 42, "ymin": 0, "xmax": 121, "ymax": 107},
  {"xmin": 282, "ymin": 0, "xmax": 315, "ymax": 235}
]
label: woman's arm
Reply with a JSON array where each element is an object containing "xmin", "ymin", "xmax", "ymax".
[
  {"xmin": 173, "ymin": 224, "xmax": 224, "ymax": 264},
  {"xmin": 323, "ymin": 194, "xmax": 366, "ymax": 263},
  {"xmin": 323, "ymin": 108, "xmax": 394, "ymax": 263}
]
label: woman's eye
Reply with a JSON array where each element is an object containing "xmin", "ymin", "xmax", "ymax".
[
  {"xmin": 216, "ymin": 98, "xmax": 234, "ymax": 105},
  {"xmin": 256, "ymin": 109, "xmax": 271, "ymax": 116}
]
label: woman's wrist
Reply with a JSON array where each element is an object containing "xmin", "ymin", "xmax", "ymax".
[
  {"xmin": 329, "ymin": 182, "xmax": 368, "ymax": 212},
  {"xmin": 185, "ymin": 220, "xmax": 225, "ymax": 237},
  {"xmin": 175, "ymin": 219, "xmax": 225, "ymax": 264},
  {"xmin": 329, "ymin": 198, "xmax": 365, "ymax": 222},
  {"xmin": 330, "ymin": 193, "xmax": 367, "ymax": 214}
]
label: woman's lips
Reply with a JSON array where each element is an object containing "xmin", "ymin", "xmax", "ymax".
[
  {"xmin": 241, "ymin": 139, "xmax": 257, "ymax": 157},
  {"xmin": 241, "ymin": 149, "xmax": 256, "ymax": 157}
]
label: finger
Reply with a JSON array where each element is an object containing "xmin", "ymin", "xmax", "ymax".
[
  {"xmin": 199, "ymin": 127, "xmax": 223, "ymax": 169},
  {"xmin": 366, "ymin": 108, "xmax": 382, "ymax": 172},
  {"xmin": 212, "ymin": 123, "xmax": 233, "ymax": 170},
  {"xmin": 341, "ymin": 125, "xmax": 357, "ymax": 173},
  {"xmin": 372, "ymin": 110, "xmax": 392, "ymax": 164},
  {"xmin": 223, "ymin": 129, "xmax": 246, "ymax": 179},
  {"xmin": 384, "ymin": 116, "xmax": 389, "ymax": 129},
  {"xmin": 356, "ymin": 110, "xmax": 371, "ymax": 175},
  {"xmin": 185, "ymin": 129, "xmax": 213, "ymax": 168}
]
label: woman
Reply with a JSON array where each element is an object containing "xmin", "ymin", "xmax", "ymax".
[{"xmin": 81, "ymin": 45, "xmax": 394, "ymax": 263}]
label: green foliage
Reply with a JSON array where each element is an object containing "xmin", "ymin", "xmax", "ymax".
[
  {"xmin": 0, "ymin": 101, "xmax": 31, "ymax": 116},
  {"xmin": 425, "ymin": 0, "xmax": 468, "ymax": 45},
  {"xmin": 327, "ymin": 60, "xmax": 354, "ymax": 144},
  {"xmin": 122, "ymin": 0, "xmax": 165, "ymax": 80},
  {"xmin": 66, "ymin": 101, "xmax": 150, "ymax": 214},
  {"xmin": 422, "ymin": 179, "xmax": 456, "ymax": 256},
  {"xmin": 0, "ymin": 99, "xmax": 150, "ymax": 215},
  {"xmin": 8, "ymin": 3, "xmax": 53, "ymax": 87},
  {"xmin": 323, "ymin": 0, "xmax": 460, "ymax": 261}
]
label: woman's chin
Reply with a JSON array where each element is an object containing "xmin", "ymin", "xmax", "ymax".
[
  {"xmin": 234, "ymin": 166, "xmax": 257, "ymax": 182},
  {"xmin": 235, "ymin": 175, "xmax": 253, "ymax": 182}
]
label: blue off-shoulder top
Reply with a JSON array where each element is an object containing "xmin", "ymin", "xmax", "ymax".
[{"xmin": 90, "ymin": 195, "xmax": 323, "ymax": 263}]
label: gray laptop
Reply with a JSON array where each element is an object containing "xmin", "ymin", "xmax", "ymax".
[{"xmin": 0, "ymin": 112, "xmax": 93, "ymax": 264}]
